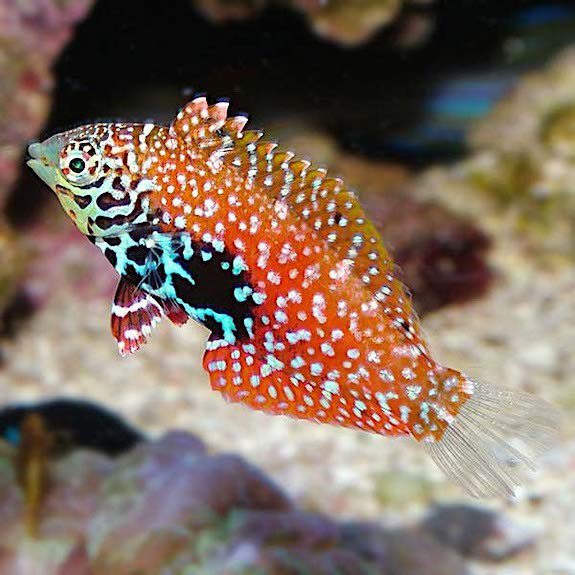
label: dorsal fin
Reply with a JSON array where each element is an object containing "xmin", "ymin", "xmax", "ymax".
[
  {"xmin": 170, "ymin": 96, "xmax": 260, "ymax": 153},
  {"xmin": 170, "ymin": 97, "xmax": 411, "ymax": 312}
]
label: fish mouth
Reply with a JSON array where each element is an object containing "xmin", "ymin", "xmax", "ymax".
[
  {"xmin": 26, "ymin": 141, "xmax": 58, "ymax": 188},
  {"xmin": 27, "ymin": 142, "xmax": 50, "ymax": 170}
]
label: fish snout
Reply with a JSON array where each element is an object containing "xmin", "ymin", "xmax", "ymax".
[
  {"xmin": 26, "ymin": 138, "xmax": 62, "ymax": 188},
  {"xmin": 27, "ymin": 134, "xmax": 63, "ymax": 167},
  {"xmin": 27, "ymin": 142, "xmax": 46, "ymax": 161}
]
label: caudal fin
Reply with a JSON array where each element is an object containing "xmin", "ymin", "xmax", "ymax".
[{"xmin": 425, "ymin": 381, "xmax": 559, "ymax": 498}]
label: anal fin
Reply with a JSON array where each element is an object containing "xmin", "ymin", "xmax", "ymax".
[{"xmin": 203, "ymin": 336, "xmax": 312, "ymax": 420}]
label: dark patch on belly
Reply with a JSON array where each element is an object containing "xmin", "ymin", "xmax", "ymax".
[
  {"xmin": 170, "ymin": 242, "xmax": 256, "ymax": 341},
  {"xmin": 126, "ymin": 245, "xmax": 148, "ymax": 266},
  {"xmin": 147, "ymin": 261, "xmax": 167, "ymax": 290}
]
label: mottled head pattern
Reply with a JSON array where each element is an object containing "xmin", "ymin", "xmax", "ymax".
[{"xmin": 27, "ymin": 124, "xmax": 160, "ymax": 236}]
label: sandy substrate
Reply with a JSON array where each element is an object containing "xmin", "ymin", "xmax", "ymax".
[{"xmin": 0, "ymin": 198, "xmax": 573, "ymax": 574}]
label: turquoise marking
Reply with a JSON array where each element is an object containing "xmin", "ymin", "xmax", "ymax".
[
  {"xmin": 244, "ymin": 318, "xmax": 255, "ymax": 339},
  {"xmin": 232, "ymin": 255, "xmax": 247, "ymax": 275},
  {"xmin": 192, "ymin": 308, "xmax": 237, "ymax": 344},
  {"xmin": 110, "ymin": 231, "xmax": 254, "ymax": 346},
  {"xmin": 181, "ymin": 234, "xmax": 194, "ymax": 259},
  {"xmin": 161, "ymin": 248, "xmax": 195, "ymax": 285},
  {"xmin": 212, "ymin": 239, "xmax": 225, "ymax": 252},
  {"xmin": 252, "ymin": 292, "xmax": 266, "ymax": 305},
  {"xmin": 96, "ymin": 232, "xmax": 139, "ymax": 276},
  {"xmin": 234, "ymin": 286, "xmax": 253, "ymax": 303}
]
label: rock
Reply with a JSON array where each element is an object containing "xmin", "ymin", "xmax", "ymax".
[
  {"xmin": 0, "ymin": 443, "xmax": 23, "ymax": 544},
  {"xmin": 87, "ymin": 432, "xmax": 290, "ymax": 573},
  {"xmin": 207, "ymin": 543, "xmax": 374, "ymax": 575},
  {"xmin": 413, "ymin": 47, "xmax": 575, "ymax": 258},
  {"xmin": 248, "ymin": 546, "xmax": 374, "ymax": 574},
  {"xmin": 192, "ymin": 0, "xmax": 431, "ymax": 47},
  {"xmin": 368, "ymin": 191, "xmax": 493, "ymax": 314},
  {"xmin": 421, "ymin": 503, "xmax": 536, "ymax": 561},
  {"xmin": 341, "ymin": 522, "xmax": 469, "ymax": 575},
  {"xmin": 0, "ymin": 0, "xmax": 97, "ymax": 325},
  {"xmin": 0, "ymin": 419, "xmax": 498, "ymax": 574},
  {"xmin": 339, "ymin": 521, "xmax": 390, "ymax": 567},
  {"xmin": 228, "ymin": 509, "xmax": 340, "ymax": 549},
  {"xmin": 19, "ymin": 225, "xmax": 119, "ymax": 310},
  {"xmin": 383, "ymin": 528, "xmax": 469, "ymax": 575},
  {"xmin": 41, "ymin": 451, "xmax": 113, "ymax": 539},
  {"xmin": 340, "ymin": 155, "xmax": 493, "ymax": 316},
  {"xmin": 0, "ymin": 219, "xmax": 27, "ymax": 332}
]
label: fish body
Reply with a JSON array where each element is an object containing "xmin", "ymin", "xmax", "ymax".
[{"xmin": 28, "ymin": 97, "xmax": 556, "ymax": 497}]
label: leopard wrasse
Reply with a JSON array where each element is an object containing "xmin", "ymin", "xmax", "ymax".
[{"xmin": 27, "ymin": 96, "xmax": 557, "ymax": 497}]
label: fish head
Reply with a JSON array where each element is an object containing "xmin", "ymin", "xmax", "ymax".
[{"xmin": 27, "ymin": 123, "xmax": 160, "ymax": 237}]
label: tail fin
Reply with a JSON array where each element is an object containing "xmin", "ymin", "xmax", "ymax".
[{"xmin": 425, "ymin": 381, "xmax": 559, "ymax": 498}]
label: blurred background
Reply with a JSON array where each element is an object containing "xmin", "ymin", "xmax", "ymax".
[{"xmin": 0, "ymin": 0, "xmax": 574, "ymax": 573}]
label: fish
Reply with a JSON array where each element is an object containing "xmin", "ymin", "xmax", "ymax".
[{"xmin": 27, "ymin": 96, "xmax": 557, "ymax": 497}]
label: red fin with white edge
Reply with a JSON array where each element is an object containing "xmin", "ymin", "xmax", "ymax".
[{"xmin": 111, "ymin": 278, "xmax": 164, "ymax": 356}]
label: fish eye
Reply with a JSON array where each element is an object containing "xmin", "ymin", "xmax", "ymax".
[
  {"xmin": 69, "ymin": 157, "xmax": 86, "ymax": 174},
  {"xmin": 60, "ymin": 140, "xmax": 102, "ymax": 185}
]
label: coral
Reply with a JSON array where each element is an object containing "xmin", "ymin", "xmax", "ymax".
[
  {"xmin": 0, "ymin": 219, "xmax": 27, "ymax": 328},
  {"xmin": 340, "ymin": 522, "xmax": 469, "ymax": 575},
  {"xmin": 193, "ymin": 0, "xmax": 433, "ymax": 47},
  {"xmin": 421, "ymin": 504, "xmax": 536, "ymax": 561},
  {"xmin": 360, "ymin": 181, "xmax": 492, "ymax": 316},
  {"xmin": 0, "ymin": 0, "xmax": 96, "ymax": 325},
  {"xmin": 0, "ymin": 409, "xmax": 536, "ymax": 574},
  {"xmin": 417, "ymin": 46, "xmax": 575, "ymax": 257},
  {"xmin": 0, "ymin": 0, "xmax": 95, "ymax": 208}
]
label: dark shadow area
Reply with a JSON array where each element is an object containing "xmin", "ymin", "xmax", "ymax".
[{"xmin": 9, "ymin": 0, "xmax": 575, "ymax": 227}]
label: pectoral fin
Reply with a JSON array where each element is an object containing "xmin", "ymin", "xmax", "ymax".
[{"xmin": 111, "ymin": 278, "xmax": 165, "ymax": 356}]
